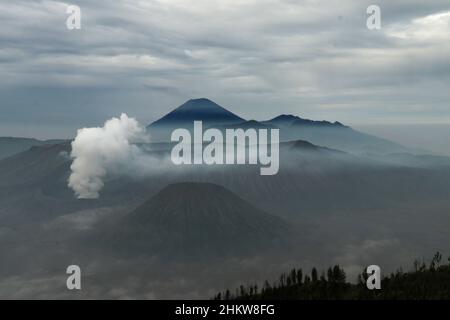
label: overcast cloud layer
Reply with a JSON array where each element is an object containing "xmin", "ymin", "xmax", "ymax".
[{"xmin": 1, "ymin": 0, "xmax": 450, "ymax": 138}]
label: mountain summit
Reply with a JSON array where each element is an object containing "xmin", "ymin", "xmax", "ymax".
[{"xmin": 149, "ymin": 98, "xmax": 244, "ymax": 128}]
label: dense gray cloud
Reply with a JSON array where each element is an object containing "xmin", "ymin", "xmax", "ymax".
[{"xmin": 1, "ymin": 0, "xmax": 450, "ymax": 139}]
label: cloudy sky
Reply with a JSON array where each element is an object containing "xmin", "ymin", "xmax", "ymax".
[{"xmin": 1, "ymin": 0, "xmax": 450, "ymax": 140}]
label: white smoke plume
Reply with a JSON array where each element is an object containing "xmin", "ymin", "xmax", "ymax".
[{"xmin": 68, "ymin": 113, "xmax": 151, "ymax": 199}]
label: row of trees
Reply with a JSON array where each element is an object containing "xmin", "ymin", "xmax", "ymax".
[{"xmin": 214, "ymin": 252, "xmax": 450, "ymax": 300}]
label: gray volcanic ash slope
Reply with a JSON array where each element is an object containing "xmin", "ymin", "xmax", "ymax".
[{"xmin": 106, "ymin": 182, "xmax": 292, "ymax": 258}]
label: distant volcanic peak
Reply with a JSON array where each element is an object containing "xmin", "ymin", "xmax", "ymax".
[
  {"xmin": 118, "ymin": 181, "xmax": 291, "ymax": 258},
  {"xmin": 175, "ymin": 98, "xmax": 225, "ymax": 113},
  {"xmin": 290, "ymin": 118, "xmax": 346, "ymax": 128},
  {"xmin": 126, "ymin": 182, "xmax": 287, "ymax": 232},
  {"xmin": 266, "ymin": 114, "xmax": 301, "ymax": 125},
  {"xmin": 150, "ymin": 98, "xmax": 244, "ymax": 127},
  {"xmin": 265, "ymin": 114, "xmax": 346, "ymax": 129},
  {"xmin": 184, "ymin": 98, "xmax": 221, "ymax": 107},
  {"xmin": 271, "ymin": 114, "xmax": 301, "ymax": 122}
]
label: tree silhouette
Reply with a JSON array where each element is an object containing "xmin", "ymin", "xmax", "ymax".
[{"xmin": 214, "ymin": 252, "xmax": 450, "ymax": 300}]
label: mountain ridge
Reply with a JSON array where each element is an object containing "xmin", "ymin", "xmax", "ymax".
[{"xmin": 146, "ymin": 98, "xmax": 410, "ymax": 154}]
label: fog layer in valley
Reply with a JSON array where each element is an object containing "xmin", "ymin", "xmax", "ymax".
[{"xmin": 1, "ymin": 118, "xmax": 450, "ymax": 298}]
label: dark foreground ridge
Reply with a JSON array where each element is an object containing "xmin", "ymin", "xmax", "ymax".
[{"xmin": 214, "ymin": 252, "xmax": 450, "ymax": 300}]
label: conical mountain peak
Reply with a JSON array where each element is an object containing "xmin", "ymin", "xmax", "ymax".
[{"xmin": 149, "ymin": 98, "xmax": 244, "ymax": 127}]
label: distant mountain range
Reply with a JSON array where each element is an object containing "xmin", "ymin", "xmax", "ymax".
[
  {"xmin": 147, "ymin": 98, "xmax": 345, "ymax": 131},
  {"xmin": 0, "ymin": 98, "xmax": 414, "ymax": 160},
  {"xmin": 147, "ymin": 98, "xmax": 408, "ymax": 154},
  {"xmin": 263, "ymin": 114, "xmax": 346, "ymax": 128}
]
